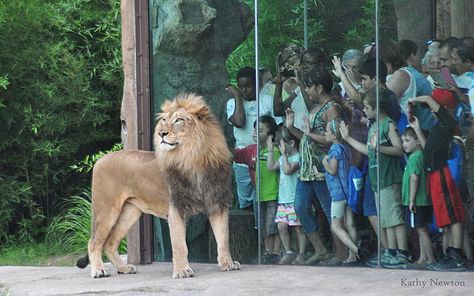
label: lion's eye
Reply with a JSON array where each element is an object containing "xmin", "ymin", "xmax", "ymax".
[{"xmin": 174, "ymin": 118, "xmax": 184, "ymax": 125}]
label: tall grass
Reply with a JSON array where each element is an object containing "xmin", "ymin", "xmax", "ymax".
[
  {"xmin": 0, "ymin": 242, "xmax": 75, "ymax": 266},
  {"xmin": 45, "ymin": 190, "xmax": 126, "ymax": 254}
]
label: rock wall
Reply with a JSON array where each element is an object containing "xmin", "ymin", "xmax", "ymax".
[{"xmin": 149, "ymin": 0, "xmax": 253, "ymax": 142}]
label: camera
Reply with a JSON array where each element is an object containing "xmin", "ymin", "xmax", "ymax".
[{"xmin": 281, "ymin": 69, "xmax": 295, "ymax": 78}]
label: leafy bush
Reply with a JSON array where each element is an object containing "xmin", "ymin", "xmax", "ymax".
[
  {"xmin": 0, "ymin": 0, "xmax": 122, "ymax": 243},
  {"xmin": 46, "ymin": 190, "xmax": 126, "ymax": 255},
  {"xmin": 46, "ymin": 143, "xmax": 126, "ymax": 254},
  {"xmin": 70, "ymin": 143, "xmax": 123, "ymax": 174},
  {"xmin": 46, "ymin": 191, "xmax": 92, "ymax": 254},
  {"xmin": 226, "ymin": 0, "xmax": 396, "ymax": 81}
]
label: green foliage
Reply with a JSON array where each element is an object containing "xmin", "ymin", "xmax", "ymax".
[
  {"xmin": 47, "ymin": 145, "xmax": 126, "ymax": 254},
  {"xmin": 46, "ymin": 190, "xmax": 127, "ymax": 254},
  {"xmin": 45, "ymin": 191, "xmax": 92, "ymax": 254},
  {"xmin": 226, "ymin": 0, "xmax": 397, "ymax": 81},
  {"xmin": 0, "ymin": 242, "xmax": 77, "ymax": 266},
  {"xmin": 70, "ymin": 143, "xmax": 123, "ymax": 173},
  {"xmin": 0, "ymin": 0, "xmax": 122, "ymax": 243}
]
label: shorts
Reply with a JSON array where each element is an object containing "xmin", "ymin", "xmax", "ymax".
[
  {"xmin": 404, "ymin": 205, "xmax": 433, "ymax": 229},
  {"xmin": 427, "ymin": 166, "xmax": 465, "ymax": 228},
  {"xmin": 363, "ymin": 176, "xmax": 377, "ymax": 217},
  {"xmin": 275, "ymin": 203, "xmax": 301, "ymax": 226},
  {"xmin": 374, "ymin": 184, "xmax": 405, "ymax": 228},
  {"xmin": 258, "ymin": 200, "xmax": 278, "ymax": 236},
  {"xmin": 331, "ymin": 200, "xmax": 347, "ymax": 219}
]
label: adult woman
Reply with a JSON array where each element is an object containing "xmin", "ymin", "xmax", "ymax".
[
  {"xmin": 285, "ymin": 66, "xmax": 341, "ymax": 264},
  {"xmin": 274, "ymin": 47, "xmax": 327, "ymax": 131}
]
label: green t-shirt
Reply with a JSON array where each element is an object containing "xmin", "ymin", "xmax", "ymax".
[
  {"xmin": 367, "ymin": 116, "xmax": 402, "ymax": 191},
  {"xmin": 258, "ymin": 146, "xmax": 280, "ymax": 202},
  {"xmin": 402, "ymin": 149, "xmax": 430, "ymax": 206}
]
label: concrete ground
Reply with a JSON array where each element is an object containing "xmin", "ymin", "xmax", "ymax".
[{"xmin": 0, "ymin": 262, "xmax": 472, "ymax": 296}]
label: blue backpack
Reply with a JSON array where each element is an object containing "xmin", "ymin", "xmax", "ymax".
[
  {"xmin": 347, "ymin": 165, "xmax": 365, "ymax": 214},
  {"xmin": 447, "ymin": 136, "xmax": 466, "ymax": 187}
]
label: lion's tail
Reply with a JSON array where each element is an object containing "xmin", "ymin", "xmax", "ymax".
[{"xmin": 76, "ymin": 254, "xmax": 89, "ymax": 269}]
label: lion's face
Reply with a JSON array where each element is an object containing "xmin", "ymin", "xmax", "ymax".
[
  {"xmin": 154, "ymin": 93, "xmax": 231, "ymax": 173},
  {"xmin": 155, "ymin": 109, "xmax": 193, "ymax": 151}
]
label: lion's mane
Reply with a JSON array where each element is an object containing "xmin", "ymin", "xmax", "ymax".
[{"xmin": 154, "ymin": 93, "xmax": 233, "ymax": 217}]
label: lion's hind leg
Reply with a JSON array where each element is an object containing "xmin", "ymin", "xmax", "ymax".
[
  {"xmin": 209, "ymin": 208, "xmax": 241, "ymax": 271},
  {"xmin": 89, "ymin": 202, "xmax": 123, "ymax": 278},
  {"xmin": 104, "ymin": 202, "xmax": 142, "ymax": 275}
]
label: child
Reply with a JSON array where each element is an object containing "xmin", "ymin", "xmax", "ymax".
[
  {"xmin": 266, "ymin": 126, "xmax": 306, "ymax": 265},
  {"xmin": 234, "ymin": 115, "xmax": 281, "ymax": 264},
  {"xmin": 409, "ymin": 89, "xmax": 466, "ymax": 271},
  {"xmin": 226, "ymin": 66, "xmax": 277, "ymax": 211},
  {"xmin": 401, "ymin": 127, "xmax": 435, "ymax": 266},
  {"xmin": 340, "ymin": 88, "xmax": 410, "ymax": 268},
  {"xmin": 322, "ymin": 119, "xmax": 359, "ymax": 264}
]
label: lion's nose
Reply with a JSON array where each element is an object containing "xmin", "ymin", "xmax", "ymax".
[{"xmin": 158, "ymin": 131, "xmax": 168, "ymax": 138}]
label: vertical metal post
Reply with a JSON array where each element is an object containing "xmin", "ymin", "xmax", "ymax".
[
  {"xmin": 304, "ymin": 0, "xmax": 308, "ymax": 48},
  {"xmin": 254, "ymin": 0, "xmax": 261, "ymax": 265},
  {"xmin": 375, "ymin": 0, "xmax": 381, "ymax": 268}
]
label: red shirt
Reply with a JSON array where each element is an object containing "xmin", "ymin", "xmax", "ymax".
[{"xmin": 234, "ymin": 144, "xmax": 257, "ymax": 186}]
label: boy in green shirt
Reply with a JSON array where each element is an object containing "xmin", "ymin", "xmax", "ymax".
[
  {"xmin": 234, "ymin": 115, "xmax": 281, "ymax": 263},
  {"xmin": 401, "ymin": 127, "xmax": 435, "ymax": 265}
]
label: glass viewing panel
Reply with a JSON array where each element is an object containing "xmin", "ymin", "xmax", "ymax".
[{"xmin": 148, "ymin": 0, "xmax": 474, "ymax": 271}]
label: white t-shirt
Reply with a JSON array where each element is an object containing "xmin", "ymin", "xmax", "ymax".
[
  {"xmin": 278, "ymin": 153, "xmax": 300, "ymax": 204},
  {"xmin": 259, "ymin": 93, "xmax": 284, "ymax": 125},
  {"xmin": 226, "ymin": 94, "xmax": 278, "ymax": 148},
  {"xmin": 290, "ymin": 88, "xmax": 310, "ymax": 131}
]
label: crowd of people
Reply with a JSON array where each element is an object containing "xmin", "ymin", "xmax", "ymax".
[{"xmin": 225, "ymin": 36, "xmax": 474, "ymax": 271}]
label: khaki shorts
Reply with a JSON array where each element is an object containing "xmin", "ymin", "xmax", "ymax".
[
  {"xmin": 374, "ymin": 184, "xmax": 405, "ymax": 228},
  {"xmin": 331, "ymin": 200, "xmax": 347, "ymax": 219}
]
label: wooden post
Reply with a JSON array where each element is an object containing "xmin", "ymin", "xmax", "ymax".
[
  {"xmin": 121, "ymin": 0, "xmax": 154, "ymax": 265},
  {"xmin": 450, "ymin": 0, "xmax": 474, "ymax": 37},
  {"xmin": 392, "ymin": 0, "xmax": 432, "ymax": 50},
  {"xmin": 436, "ymin": 0, "xmax": 451, "ymax": 40}
]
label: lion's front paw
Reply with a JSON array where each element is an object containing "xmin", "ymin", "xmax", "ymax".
[
  {"xmin": 172, "ymin": 265, "xmax": 194, "ymax": 279},
  {"xmin": 91, "ymin": 267, "xmax": 111, "ymax": 278},
  {"xmin": 218, "ymin": 259, "xmax": 241, "ymax": 271},
  {"xmin": 117, "ymin": 264, "xmax": 137, "ymax": 275}
]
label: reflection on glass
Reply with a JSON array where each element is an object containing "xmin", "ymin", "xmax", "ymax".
[{"xmin": 148, "ymin": 0, "xmax": 473, "ymax": 271}]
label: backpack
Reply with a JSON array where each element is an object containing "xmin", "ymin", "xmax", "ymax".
[
  {"xmin": 447, "ymin": 136, "xmax": 466, "ymax": 187},
  {"xmin": 347, "ymin": 165, "xmax": 365, "ymax": 214}
]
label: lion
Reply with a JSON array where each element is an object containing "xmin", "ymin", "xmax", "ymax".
[{"xmin": 76, "ymin": 93, "xmax": 240, "ymax": 279}]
